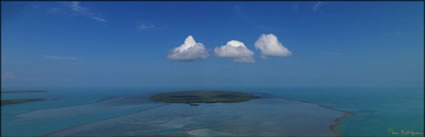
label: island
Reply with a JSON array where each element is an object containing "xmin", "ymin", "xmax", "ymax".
[
  {"xmin": 47, "ymin": 93, "xmax": 347, "ymax": 137},
  {"xmin": 150, "ymin": 90, "xmax": 259, "ymax": 104},
  {"xmin": 1, "ymin": 98, "xmax": 44, "ymax": 106},
  {"xmin": 1, "ymin": 90, "xmax": 48, "ymax": 94}
]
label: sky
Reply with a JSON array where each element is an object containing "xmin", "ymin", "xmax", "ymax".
[{"xmin": 1, "ymin": 1, "xmax": 424, "ymax": 89}]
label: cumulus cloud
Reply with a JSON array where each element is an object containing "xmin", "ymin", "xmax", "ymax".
[
  {"xmin": 168, "ymin": 35, "xmax": 209, "ymax": 61},
  {"xmin": 214, "ymin": 40, "xmax": 255, "ymax": 63},
  {"xmin": 255, "ymin": 34, "xmax": 292, "ymax": 57},
  {"xmin": 69, "ymin": 2, "xmax": 106, "ymax": 22},
  {"xmin": 137, "ymin": 23, "xmax": 155, "ymax": 31}
]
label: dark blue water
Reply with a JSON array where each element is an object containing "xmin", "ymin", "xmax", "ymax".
[{"xmin": 1, "ymin": 87, "xmax": 423, "ymax": 136}]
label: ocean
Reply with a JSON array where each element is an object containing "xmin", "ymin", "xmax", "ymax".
[{"xmin": 1, "ymin": 87, "xmax": 423, "ymax": 136}]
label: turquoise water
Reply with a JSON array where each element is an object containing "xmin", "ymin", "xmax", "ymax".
[
  {"xmin": 249, "ymin": 87, "xmax": 424, "ymax": 136},
  {"xmin": 1, "ymin": 87, "xmax": 424, "ymax": 136},
  {"xmin": 49, "ymin": 98, "xmax": 342, "ymax": 136}
]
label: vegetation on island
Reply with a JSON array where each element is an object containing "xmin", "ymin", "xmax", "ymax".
[
  {"xmin": 1, "ymin": 98, "xmax": 44, "ymax": 106},
  {"xmin": 150, "ymin": 90, "xmax": 259, "ymax": 104}
]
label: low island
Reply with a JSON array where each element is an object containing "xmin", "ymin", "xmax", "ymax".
[
  {"xmin": 48, "ymin": 92, "xmax": 346, "ymax": 137},
  {"xmin": 150, "ymin": 90, "xmax": 259, "ymax": 104},
  {"xmin": 1, "ymin": 98, "xmax": 44, "ymax": 106},
  {"xmin": 1, "ymin": 90, "xmax": 48, "ymax": 94}
]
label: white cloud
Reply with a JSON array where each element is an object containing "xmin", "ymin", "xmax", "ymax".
[
  {"xmin": 137, "ymin": 23, "xmax": 155, "ymax": 31},
  {"xmin": 45, "ymin": 56, "xmax": 78, "ymax": 61},
  {"xmin": 92, "ymin": 16, "xmax": 106, "ymax": 22},
  {"xmin": 69, "ymin": 2, "xmax": 106, "ymax": 22},
  {"xmin": 313, "ymin": 2, "xmax": 323, "ymax": 12},
  {"xmin": 255, "ymin": 34, "xmax": 292, "ymax": 57},
  {"xmin": 168, "ymin": 35, "xmax": 209, "ymax": 61},
  {"xmin": 48, "ymin": 7, "xmax": 61, "ymax": 14},
  {"xmin": 215, "ymin": 40, "xmax": 255, "ymax": 63}
]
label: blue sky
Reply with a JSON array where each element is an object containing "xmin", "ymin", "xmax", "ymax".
[{"xmin": 1, "ymin": 2, "xmax": 424, "ymax": 89}]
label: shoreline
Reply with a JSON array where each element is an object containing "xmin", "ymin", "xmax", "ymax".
[
  {"xmin": 268, "ymin": 95, "xmax": 353, "ymax": 137},
  {"xmin": 301, "ymin": 102, "xmax": 353, "ymax": 137},
  {"xmin": 329, "ymin": 112, "xmax": 353, "ymax": 137},
  {"xmin": 1, "ymin": 98, "xmax": 45, "ymax": 106}
]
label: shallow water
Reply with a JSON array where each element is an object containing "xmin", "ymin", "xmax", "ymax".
[
  {"xmin": 47, "ymin": 98, "xmax": 343, "ymax": 136},
  {"xmin": 1, "ymin": 87, "xmax": 424, "ymax": 136}
]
